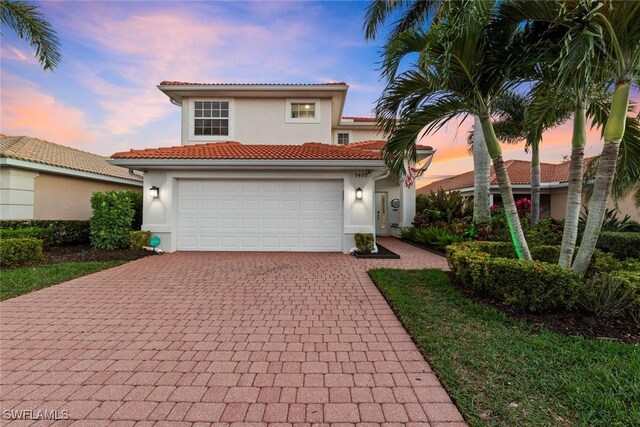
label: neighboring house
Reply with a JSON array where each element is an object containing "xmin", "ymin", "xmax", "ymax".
[
  {"xmin": 110, "ymin": 81, "xmax": 434, "ymax": 253},
  {"xmin": 0, "ymin": 135, "xmax": 143, "ymax": 220},
  {"xmin": 418, "ymin": 159, "xmax": 640, "ymax": 221}
]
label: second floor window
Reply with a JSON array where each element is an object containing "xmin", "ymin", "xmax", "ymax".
[
  {"xmin": 194, "ymin": 101, "xmax": 229, "ymax": 136},
  {"xmin": 337, "ymin": 133, "xmax": 350, "ymax": 145},
  {"xmin": 290, "ymin": 102, "xmax": 316, "ymax": 119}
]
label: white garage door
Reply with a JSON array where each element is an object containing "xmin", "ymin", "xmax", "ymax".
[{"xmin": 177, "ymin": 179, "xmax": 343, "ymax": 251}]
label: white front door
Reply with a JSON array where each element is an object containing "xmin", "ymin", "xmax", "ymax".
[
  {"xmin": 375, "ymin": 192, "xmax": 388, "ymax": 236},
  {"xmin": 177, "ymin": 179, "xmax": 343, "ymax": 251}
]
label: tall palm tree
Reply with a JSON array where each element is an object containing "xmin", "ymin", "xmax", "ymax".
[
  {"xmin": 561, "ymin": 1, "xmax": 640, "ymax": 274},
  {"xmin": 376, "ymin": 1, "xmax": 533, "ymax": 259},
  {"xmin": 365, "ymin": 0, "xmax": 492, "ymax": 222},
  {"xmin": 1, "ymin": 0, "xmax": 61, "ymax": 70}
]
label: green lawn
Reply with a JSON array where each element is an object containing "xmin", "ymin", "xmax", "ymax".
[
  {"xmin": 369, "ymin": 269, "xmax": 640, "ymax": 427},
  {"xmin": 0, "ymin": 261, "xmax": 125, "ymax": 301}
]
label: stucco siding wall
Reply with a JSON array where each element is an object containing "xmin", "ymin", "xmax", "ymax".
[
  {"xmin": 34, "ymin": 172, "xmax": 141, "ymax": 220},
  {"xmin": 608, "ymin": 192, "xmax": 640, "ymax": 221},
  {"xmin": 181, "ymin": 97, "xmax": 333, "ymax": 145}
]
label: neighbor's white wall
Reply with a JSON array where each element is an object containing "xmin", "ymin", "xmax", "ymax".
[
  {"xmin": 180, "ymin": 97, "xmax": 333, "ymax": 145},
  {"xmin": 142, "ymin": 169, "xmax": 381, "ymax": 253},
  {"xmin": 0, "ymin": 167, "xmax": 37, "ymax": 219},
  {"xmin": 351, "ymin": 129, "xmax": 383, "ymax": 143}
]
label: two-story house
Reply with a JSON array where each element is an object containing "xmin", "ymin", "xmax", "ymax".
[{"xmin": 110, "ymin": 81, "xmax": 434, "ymax": 253}]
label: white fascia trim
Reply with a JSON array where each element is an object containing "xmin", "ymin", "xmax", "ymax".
[
  {"xmin": 450, "ymin": 182, "xmax": 568, "ymax": 193},
  {"xmin": 159, "ymin": 84, "xmax": 349, "ymax": 92},
  {"xmin": 1, "ymin": 157, "xmax": 143, "ymax": 186},
  {"xmin": 109, "ymin": 158, "xmax": 385, "ymax": 169}
]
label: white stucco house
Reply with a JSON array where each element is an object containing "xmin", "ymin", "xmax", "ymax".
[{"xmin": 110, "ymin": 81, "xmax": 434, "ymax": 253}]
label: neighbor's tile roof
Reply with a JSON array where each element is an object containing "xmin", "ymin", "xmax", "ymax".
[
  {"xmin": 111, "ymin": 141, "xmax": 383, "ymax": 160},
  {"xmin": 159, "ymin": 81, "xmax": 348, "ymax": 86},
  {"xmin": 342, "ymin": 116, "xmax": 377, "ymax": 122},
  {"xmin": 345, "ymin": 140, "xmax": 433, "ymax": 151},
  {"xmin": 1, "ymin": 136, "xmax": 143, "ymax": 182},
  {"xmin": 417, "ymin": 159, "xmax": 591, "ymax": 194}
]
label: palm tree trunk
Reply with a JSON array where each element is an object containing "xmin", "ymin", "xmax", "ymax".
[
  {"xmin": 572, "ymin": 81, "xmax": 631, "ymax": 275},
  {"xmin": 473, "ymin": 115, "xmax": 491, "ymax": 221},
  {"xmin": 530, "ymin": 139, "xmax": 541, "ymax": 225},
  {"xmin": 480, "ymin": 114, "xmax": 532, "ymax": 260},
  {"xmin": 559, "ymin": 105, "xmax": 586, "ymax": 268}
]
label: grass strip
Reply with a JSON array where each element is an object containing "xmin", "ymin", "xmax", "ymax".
[
  {"xmin": 369, "ymin": 268, "xmax": 640, "ymax": 427},
  {"xmin": 1, "ymin": 261, "xmax": 125, "ymax": 301}
]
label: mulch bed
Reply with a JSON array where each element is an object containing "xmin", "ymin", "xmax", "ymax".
[
  {"xmin": 354, "ymin": 244, "xmax": 400, "ymax": 259},
  {"xmin": 447, "ymin": 272, "xmax": 639, "ymax": 344},
  {"xmin": 41, "ymin": 244, "xmax": 152, "ymax": 265},
  {"xmin": 399, "ymin": 238, "xmax": 446, "ymax": 256}
]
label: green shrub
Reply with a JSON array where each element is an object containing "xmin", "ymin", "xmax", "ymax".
[
  {"xmin": 0, "ymin": 220, "xmax": 90, "ymax": 245},
  {"xmin": 413, "ymin": 227, "xmax": 462, "ymax": 249},
  {"xmin": 354, "ymin": 233, "xmax": 374, "ymax": 254},
  {"xmin": 121, "ymin": 190, "xmax": 143, "ymax": 231},
  {"xmin": 130, "ymin": 231, "xmax": 151, "ymax": 249},
  {"xmin": 582, "ymin": 271, "xmax": 640, "ymax": 322},
  {"xmin": 400, "ymin": 227, "xmax": 417, "ymax": 241},
  {"xmin": 0, "ymin": 238, "xmax": 43, "ymax": 267},
  {"xmin": 526, "ymin": 218, "xmax": 565, "ymax": 246},
  {"xmin": 0, "ymin": 227, "xmax": 53, "ymax": 244},
  {"xmin": 461, "ymin": 241, "xmax": 516, "ymax": 258},
  {"xmin": 585, "ymin": 249, "xmax": 623, "ymax": 277},
  {"xmin": 90, "ymin": 191, "xmax": 134, "ymax": 250},
  {"xmin": 447, "ymin": 243, "xmax": 582, "ymax": 313},
  {"xmin": 597, "ymin": 231, "xmax": 640, "ymax": 260},
  {"xmin": 530, "ymin": 245, "xmax": 561, "ymax": 264}
]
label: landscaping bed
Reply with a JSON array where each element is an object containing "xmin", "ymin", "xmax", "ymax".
[
  {"xmin": 369, "ymin": 268, "xmax": 640, "ymax": 427},
  {"xmin": 353, "ymin": 243, "xmax": 400, "ymax": 259},
  {"xmin": 41, "ymin": 244, "xmax": 151, "ymax": 265}
]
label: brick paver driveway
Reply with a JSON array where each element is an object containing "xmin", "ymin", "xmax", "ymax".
[{"xmin": 1, "ymin": 237, "xmax": 465, "ymax": 426}]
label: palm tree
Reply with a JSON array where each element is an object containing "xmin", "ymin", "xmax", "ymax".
[
  {"xmin": 376, "ymin": 1, "xmax": 533, "ymax": 259},
  {"xmin": 560, "ymin": 1, "xmax": 640, "ymax": 274},
  {"xmin": 1, "ymin": 0, "xmax": 61, "ymax": 70},
  {"xmin": 472, "ymin": 116, "xmax": 492, "ymax": 221}
]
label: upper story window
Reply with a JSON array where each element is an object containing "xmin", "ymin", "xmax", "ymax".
[
  {"xmin": 285, "ymin": 99, "xmax": 321, "ymax": 123},
  {"xmin": 337, "ymin": 133, "xmax": 350, "ymax": 145},
  {"xmin": 290, "ymin": 102, "xmax": 315, "ymax": 119},
  {"xmin": 194, "ymin": 101, "xmax": 229, "ymax": 136},
  {"xmin": 189, "ymin": 98, "xmax": 234, "ymax": 140}
]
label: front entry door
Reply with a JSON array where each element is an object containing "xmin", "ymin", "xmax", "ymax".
[{"xmin": 375, "ymin": 192, "xmax": 388, "ymax": 235}]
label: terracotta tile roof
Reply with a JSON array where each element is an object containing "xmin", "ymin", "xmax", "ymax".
[
  {"xmin": 1, "ymin": 136, "xmax": 143, "ymax": 182},
  {"xmin": 159, "ymin": 81, "xmax": 348, "ymax": 86},
  {"xmin": 345, "ymin": 140, "xmax": 433, "ymax": 151},
  {"xmin": 111, "ymin": 141, "xmax": 382, "ymax": 161},
  {"xmin": 342, "ymin": 116, "xmax": 377, "ymax": 122},
  {"xmin": 418, "ymin": 159, "xmax": 586, "ymax": 194}
]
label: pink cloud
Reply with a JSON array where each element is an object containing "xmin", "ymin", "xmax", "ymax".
[{"xmin": 1, "ymin": 73, "xmax": 96, "ymax": 149}]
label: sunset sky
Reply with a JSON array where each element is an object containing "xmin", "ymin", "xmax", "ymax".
[{"xmin": 1, "ymin": 0, "xmax": 637, "ymax": 187}]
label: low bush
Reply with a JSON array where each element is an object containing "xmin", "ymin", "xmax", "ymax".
[
  {"xmin": 530, "ymin": 245, "xmax": 560, "ymax": 264},
  {"xmin": 526, "ymin": 218, "xmax": 566, "ymax": 246},
  {"xmin": 354, "ymin": 233, "xmax": 374, "ymax": 254},
  {"xmin": 414, "ymin": 227, "xmax": 462, "ymax": 250},
  {"xmin": 121, "ymin": 190, "xmax": 143, "ymax": 231},
  {"xmin": 582, "ymin": 271, "xmax": 640, "ymax": 322},
  {"xmin": 130, "ymin": 231, "xmax": 151, "ymax": 249},
  {"xmin": 0, "ymin": 238, "xmax": 43, "ymax": 267},
  {"xmin": 0, "ymin": 227, "xmax": 54, "ymax": 244},
  {"xmin": 597, "ymin": 231, "xmax": 640, "ymax": 260},
  {"xmin": 0, "ymin": 220, "xmax": 90, "ymax": 245},
  {"xmin": 400, "ymin": 227, "xmax": 417, "ymax": 241},
  {"xmin": 90, "ymin": 191, "xmax": 134, "ymax": 250},
  {"xmin": 447, "ymin": 243, "xmax": 583, "ymax": 313}
]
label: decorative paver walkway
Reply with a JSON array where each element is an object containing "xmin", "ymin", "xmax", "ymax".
[{"xmin": 0, "ymin": 237, "xmax": 465, "ymax": 426}]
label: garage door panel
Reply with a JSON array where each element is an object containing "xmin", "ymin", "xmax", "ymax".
[{"xmin": 178, "ymin": 179, "xmax": 342, "ymax": 251}]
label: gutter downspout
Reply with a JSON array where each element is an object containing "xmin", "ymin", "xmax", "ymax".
[{"xmin": 371, "ymin": 169, "xmax": 390, "ymax": 253}]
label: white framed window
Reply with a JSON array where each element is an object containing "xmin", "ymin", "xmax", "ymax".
[
  {"xmin": 337, "ymin": 132, "xmax": 350, "ymax": 145},
  {"xmin": 189, "ymin": 98, "xmax": 234, "ymax": 140},
  {"xmin": 285, "ymin": 99, "xmax": 321, "ymax": 123}
]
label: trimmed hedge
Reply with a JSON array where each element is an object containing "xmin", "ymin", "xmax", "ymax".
[
  {"xmin": 354, "ymin": 233, "xmax": 374, "ymax": 254},
  {"xmin": 530, "ymin": 245, "xmax": 561, "ymax": 264},
  {"xmin": 0, "ymin": 220, "xmax": 89, "ymax": 246},
  {"xmin": 447, "ymin": 243, "xmax": 582, "ymax": 313},
  {"xmin": 90, "ymin": 191, "xmax": 134, "ymax": 250},
  {"xmin": 0, "ymin": 227, "xmax": 54, "ymax": 244},
  {"xmin": 597, "ymin": 231, "xmax": 640, "ymax": 260},
  {"xmin": 130, "ymin": 231, "xmax": 151, "ymax": 249},
  {"xmin": 0, "ymin": 238, "xmax": 43, "ymax": 267},
  {"xmin": 121, "ymin": 190, "xmax": 143, "ymax": 231}
]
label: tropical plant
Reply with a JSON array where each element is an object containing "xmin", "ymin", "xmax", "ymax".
[
  {"xmin": 419, "ymin": 189, "xmax": 472, "ymax": 223},
  {"xmin": 374, "ymin": 1, "xmax": 534, "ymax": 260},
  {"xmin": 0, "ymin": 0, "xmax": 61, "ymax": 70}
]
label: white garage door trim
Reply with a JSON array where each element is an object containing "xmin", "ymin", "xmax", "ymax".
[{"xmin": 177, "ymin": 179, "xmax": 343, "ymax": 252}]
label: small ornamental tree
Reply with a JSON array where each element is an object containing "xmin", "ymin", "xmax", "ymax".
[{"xmin": 90, "ymin": 191, "xmax": 134, "ymax": 250}]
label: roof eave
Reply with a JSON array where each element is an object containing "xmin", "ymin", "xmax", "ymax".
[{"xmin": 109, "ymin": 158, "xmax": 385, "ymax": 170}]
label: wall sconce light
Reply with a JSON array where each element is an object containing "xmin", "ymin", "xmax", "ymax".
[
  {"xmin": 355, "ymin": 187, "xmax": 363, "ymax": 200},
  {"xmin": 149, "ymin": 186, "xmax": 159, "ymax": 199}
]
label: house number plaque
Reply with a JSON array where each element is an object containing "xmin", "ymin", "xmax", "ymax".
[{"xmin": 354, "ymin": 171, "xmax": 371, "ymax": 178}]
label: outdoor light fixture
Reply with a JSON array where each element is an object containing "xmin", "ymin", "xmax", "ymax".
[
  {"xmin": 149, "ymin": 186, "xmax": 159, "ymax": 199},
  {"xmin": 355, "ymin": 187, "xmax": 363, "ymax": 200}
]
